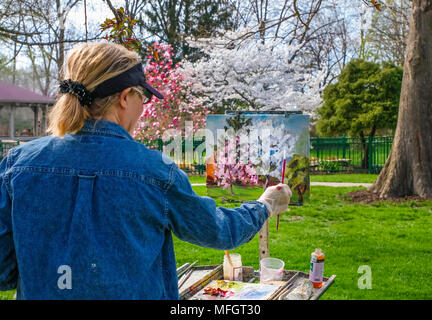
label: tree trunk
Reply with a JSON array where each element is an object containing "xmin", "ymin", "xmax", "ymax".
[
  {"xmin": 361, "ymin": 126, "xmax": 377, "ymax": 170},
  {"xmin": 360, "ymin": 131, "xmax": 368, "ymax": 169},
  {"xmin": 264, "ymin": 175, "xmax": 270, "ymax": 189},
  {"xmin": 296, "ymin": 185, "xmax": 306, "ymax": 204},
  {"xmin": 58, "ymin": 27, "xmax": 65, "ymax": 80},
  {"xmin": 56, "ymin": 0, "xmax": 65, "ymax": 81},
  {"xmin": 230, "ymin": 183, "xmax": 235, "ymax": 195},
  {"xmin": 369, "ymin": 0, "xmax": 432, "ymax": 198}
]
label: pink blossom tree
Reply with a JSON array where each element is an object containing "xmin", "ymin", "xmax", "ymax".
[
  {"xmin": 99, "ymin": 9, "xmax": 209, "ymax": 143},
  {"xmin": 133, "ymin": 42, "xmax": 210, "ymax": 141},
  {"xmin": 214, "ymin": 136, "xmax": 258, "ymax": 195}
]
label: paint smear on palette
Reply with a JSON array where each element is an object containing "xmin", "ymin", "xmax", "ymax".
[
  {"xmin": 191, "ymin": 280, "xmax": 280, "ymax": 300},
  {"xmin": 233, "ymin": 285, "xmax": 279, "ymax": 300}
]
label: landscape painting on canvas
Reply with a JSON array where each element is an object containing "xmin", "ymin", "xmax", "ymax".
[{"xmin": 206, "ymin": 112, "xmax": 310, "ymax": 204}]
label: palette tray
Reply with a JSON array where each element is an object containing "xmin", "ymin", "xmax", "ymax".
[
  {"xmin": 190, "ymin": 280, "xmax": 280, "ymax": 300},
  {"xmin": 177, "ymin": 264, "xmax": 335, "ymax": 300}
]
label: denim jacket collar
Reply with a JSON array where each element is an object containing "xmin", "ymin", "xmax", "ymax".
[{"xmin": 76, "ymin": 119, "xmax": 134, "ymax": 141}]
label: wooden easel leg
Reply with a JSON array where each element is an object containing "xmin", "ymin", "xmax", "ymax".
[{"xmin": 259, "ymin": 220, "xmax": 269, "ymax": 260}]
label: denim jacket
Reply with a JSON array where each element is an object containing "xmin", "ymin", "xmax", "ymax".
[{"xmin": 0, "ymin": 119, "xmax": 268, "ymax": 299}]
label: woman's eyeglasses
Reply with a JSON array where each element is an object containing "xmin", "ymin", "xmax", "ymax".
[
  {"xmin": 142, "ymin": 87, "xmax": 153, "ymax": 104},
  {"xmin": 143, "ymin": 96, "xmax": 152, "ymax": 104},
  {"xmin": 132, "ymin": 86, "xmax": 153, "ymax": 104}
]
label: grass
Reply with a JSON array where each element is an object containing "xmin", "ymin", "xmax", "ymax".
[
  {"xmin": 187, "ymin": 175, "xmax": 207, "ymax": 184},
  {"xmin": 0, "ymin": 290, "xmax": 14, "ymax": 300},
  {"xmin": 173, "ymin": 183, "xmax": 432, "ymax": 300},
  {"xmin": 207, "ymin": 184, "xmax": 266, "ymax": 201},
  {"xmin": 2, "ymin": 173, "xmax": 430, "ymax": 300},
  {"xmin": 188, "ymin": 173, "xmax": 379, "ymax": 185},
  {"xmin": 310, "ymin": 173, "xmax": 378, "ymax": 183}
]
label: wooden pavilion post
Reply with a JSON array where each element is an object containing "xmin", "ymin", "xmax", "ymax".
[
  {"xmin": 41, "ymin": 105, "xmax": 48, "ymax": 136},
  {"xmin": 33, "ymin": 105, "xmax": 39, "ymax": 136},
  {"xmin": 9, "ymin": 105, "xmax": 15, "ymax": 139}
]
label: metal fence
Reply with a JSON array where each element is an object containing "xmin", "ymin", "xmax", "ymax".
[
  {"xmin": 137, "ymin": 136, "xmax": 393, "ymax": 175},
  {"xmin": 1, "ymin": 136, "xmax": 393, "ymax": 175},
  {"xmin": 310, "ymin": 136, "xmax": 393, "ymax": 174},
  {"xmin": 135, "ymin": 137, "xmax": 207, "ymax": 175},
  {"xmin": 0, "ymin": 141, "xmax": 20, "ymax": 162}
]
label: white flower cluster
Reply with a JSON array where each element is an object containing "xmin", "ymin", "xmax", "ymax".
[
  {"xmin": 181, "ymin": 30, "xmax": 324, "ymax": 114},
  {"xmin": 242, "ymin": 119, "xmax": 298, "ymax": 178}
]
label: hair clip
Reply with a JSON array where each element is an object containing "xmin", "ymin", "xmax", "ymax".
[{"xmin": 59, "ymin": 79, "xmax": 93, "ymax": 107}]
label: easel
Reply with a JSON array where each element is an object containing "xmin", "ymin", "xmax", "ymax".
[
  {"xmin": 221, "ymin": 110, "xmax": 305, "ymax": 261},
  {"xmin": 259, "ymin": 220, "xmax": 270, "ymax": 259}
]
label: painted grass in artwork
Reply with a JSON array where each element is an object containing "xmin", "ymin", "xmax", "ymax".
[
  {"xmin": 207, "ymin": 184, "xmax": 309, "ymax": 204},
  {"xmin": 206, "ymin": 184, "xmax": 265, "ymax": 202}
]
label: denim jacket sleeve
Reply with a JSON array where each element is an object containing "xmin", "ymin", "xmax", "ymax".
[
  {"xmin": 0, "ymin": 152, "xmax": 18, "ymax": 290},
  {"xmin": 165, "ymin": 165, "xmax": 269, "ymax": 250}
]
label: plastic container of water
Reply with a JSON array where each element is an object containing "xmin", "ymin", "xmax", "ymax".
[{"xmin": 260, "ymin": 257, "xmax": 285, "ymax": 283}]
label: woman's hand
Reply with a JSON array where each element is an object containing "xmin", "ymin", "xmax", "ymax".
[{"xmin": 257, "ymin": 183, "xmax": 292, "ymax": 217}]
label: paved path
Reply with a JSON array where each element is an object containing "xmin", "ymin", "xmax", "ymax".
[
  {"xmin": 191, "ymin": 182, "xmax": 372, "ymax": 188},
  {"xmin": 309, "ymin": 182, "xmax": 372, "ymax": 188}
]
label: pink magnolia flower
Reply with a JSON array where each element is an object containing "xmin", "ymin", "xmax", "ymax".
[{"xmin": 133, "ymin": 42, "xmax": 209, "ymax": 143}]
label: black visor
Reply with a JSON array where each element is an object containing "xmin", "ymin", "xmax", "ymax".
[{"xmin": 91, "ymin": 63, "xmax": 164, "ymax": 100}]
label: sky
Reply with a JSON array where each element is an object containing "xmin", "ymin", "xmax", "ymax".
[
  {"xmin": 4, "ymin": 0, "xmax": 374, "ymax": 92},
  {"xmin": 11, "ymin": 0, "xmax": 372, "ymax": 60},
  {"xmin": 12, "ymin": 0, "xmax": 120, "ymax": 68}
]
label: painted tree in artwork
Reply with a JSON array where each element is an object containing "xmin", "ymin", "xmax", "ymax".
[
  {"xmin": 246, "ymin": 119, "xmax": 298, "ymax": 189},
  {"xmin": 213, "ymin": 115, "xmax": 257, "ymax": 195},
  {"xmin": 285, "ymin": 154, "xmax": 310, "ymax": 204},
  {"xmin": 213, "ymin": 138, "xmax": 259, "ymax": 195}
]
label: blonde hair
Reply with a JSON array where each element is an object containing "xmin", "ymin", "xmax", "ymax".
[{"xmin": 48, "ymin": 42, "xmax": 143, "ymax": 137}]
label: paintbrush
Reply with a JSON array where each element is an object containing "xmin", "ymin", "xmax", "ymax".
[
  {"xmin": 268, "ymin": 271, "xmax": 299, "ymax": 300},
  {"xmin": 224, "ymin": 250, "xmax": 233, "ymax": 267},
  {"xmin": 277, "ymin": 150, "xmax": 287, "ymax": 230},
  {"xmin": 178, "ymin": 268, "xmax": 194, "ymax": 289},
  {"xmin": 176, "ymin": 262, "xmax": 190, "ymax": 276},
  {"xmin": 177, "ymin": 260, "xmax": 198, "ymax": 279}
]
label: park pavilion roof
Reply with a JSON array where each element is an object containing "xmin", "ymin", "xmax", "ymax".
[{"xmin": 0, "ymin": 81, "xmax": 55, "ymax": 105}]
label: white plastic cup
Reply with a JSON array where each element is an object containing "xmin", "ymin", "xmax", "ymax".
[{"xmin": 260, "ymin": 258, "xmax": 285, "ymax": 283}]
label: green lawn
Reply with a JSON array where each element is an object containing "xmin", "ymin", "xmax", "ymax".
[
  {"xmin": 2, "ymin": 174, "xmax": 430, "ymax": 300},
  {"xmin": 0, "ymin": 290, "xmax": 13, "ymax": 300},
  {"xmin": 188, "ymin": 173, "xmax": 379, "ymax": 185},
  {"xmin": 173, "ymin": 184, "xmax": 432, "ymax": 299},
  {"xmin": 187, "ymin": 175, "xmax": 207, "ymax": 184},
  {"xmin": 310, "ymin": 173, "xmax": 378, "ymax": 183}
]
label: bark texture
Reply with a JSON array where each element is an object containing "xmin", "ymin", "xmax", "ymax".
[{"xmin": 369, "ymin": 0, "xmax": 432, "ymax": 198}]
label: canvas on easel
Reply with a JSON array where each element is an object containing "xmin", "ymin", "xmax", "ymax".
[{"xmin": 206, "ymin": 111, "xmax": 310, "ymax": 205}]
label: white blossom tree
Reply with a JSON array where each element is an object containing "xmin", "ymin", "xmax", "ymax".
[
  {"xmin": 212, "ymin": 116, "xmax": 299, "ymax": 193},
  {"xmin": 181, "ymin": 30, "xmax": 324, "ymax": 114},
  {"xmin": 245, "ymin": 119, "xmax": 298, "ymax": 188}
]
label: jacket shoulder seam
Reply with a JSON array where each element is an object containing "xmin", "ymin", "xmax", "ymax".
[{"xmin": 7, "ymin": 165, "xmax": 168, "ymax": 190}]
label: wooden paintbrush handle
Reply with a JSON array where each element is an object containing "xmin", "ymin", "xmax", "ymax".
[{"xmin": 224, "ymin": 250, "xmax": 233, "ymax": 266}]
